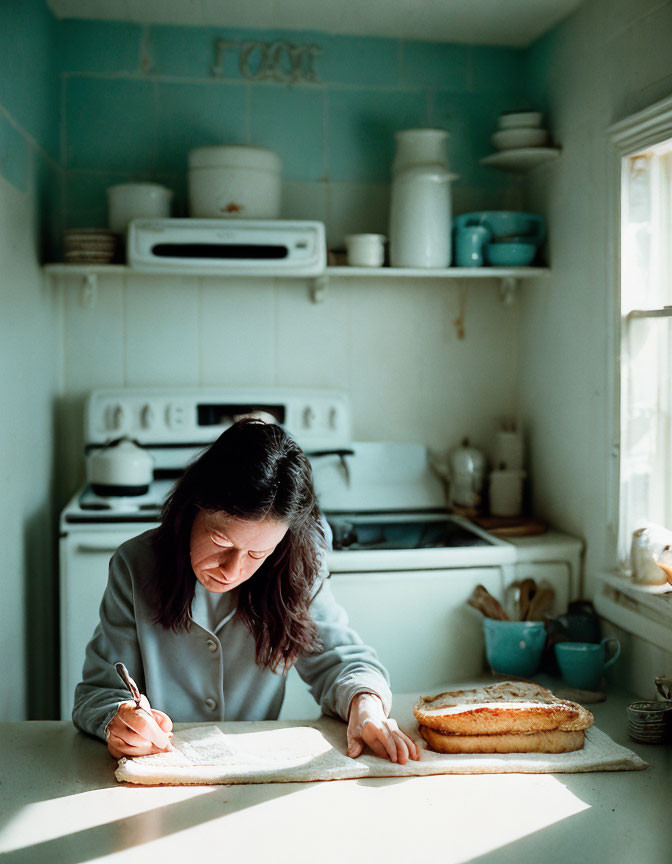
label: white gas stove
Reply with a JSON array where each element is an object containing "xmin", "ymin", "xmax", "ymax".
[{"xmin": 59, "ymin": 387, "xmax": 581, "ymax": 720}]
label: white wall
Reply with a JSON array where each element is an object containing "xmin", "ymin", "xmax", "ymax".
[
  {"xmin": 520, "ymin": 0, "xmax": 672, "ymax": 689},
  {"xmin": 55, "ymin": 269, "xmax": 521, "ymax": 502},
  {"xmin": 0, "ymin": 174, "xmax": 61, "ymax": 720}
]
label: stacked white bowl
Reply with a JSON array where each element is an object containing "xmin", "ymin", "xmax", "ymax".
[{"xmin": 491, "ymin": 111, "xmax": 549, "ymax": 151}]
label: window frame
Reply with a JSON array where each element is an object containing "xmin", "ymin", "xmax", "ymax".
[{"xmin": 597, "ymin": 93, "xmax": 672, "ymax": 650}]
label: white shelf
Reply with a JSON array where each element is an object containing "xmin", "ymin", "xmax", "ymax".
[
  {"xmin": 45, "ymin": 264, "xmax": 129, "ymax": 275},
  {"xmin": 44, "ymin": 262, "xmax": 550, "ymax": 304},
  {"xmin": 480, "ymin": 147, "xmax": 561, "ymax": 172},
  {"xmin": 45, "ymin": 263, "xmax": 549, "ymax": 278}
]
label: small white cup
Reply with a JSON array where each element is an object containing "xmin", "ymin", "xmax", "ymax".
[
  {"xmin": 489, "ymin": 469, "xmax": 526, "ymax": 517},
  {"xmin": 345, "ymin": 234, "xmax": 386, "ymax": 267},
  {"xmin": 107, "ymin": 183, "xmax": 173, "ymax": 236}
]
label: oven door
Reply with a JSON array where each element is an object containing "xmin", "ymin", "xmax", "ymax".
[
  {"xmin": 59, "ymin": 526, "xmax": 157, "ymax": 719},
  {"xmin": 279, "ymin": 565, "xmax": 506, "ymax": 720}
]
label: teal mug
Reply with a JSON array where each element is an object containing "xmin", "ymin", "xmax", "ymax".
[
  {"xmin": 454, "ymin": 225, "xmax": 491, "ymax": 267},
  {"xmin": 554, "ymin": 638, "xmax": 621, "ymax": 691},
  {"xmin": 483, "ymin": 618, "xmax": 546, "ymax": 677}
]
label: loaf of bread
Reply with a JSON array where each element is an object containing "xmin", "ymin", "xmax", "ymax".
[
  {"xmin": 414, "ymin": 681, "xmax": 593, "ymax": 738},
  {"xmin": 418, "ymin": 724, "xmax": 586, "ymax": 754}
]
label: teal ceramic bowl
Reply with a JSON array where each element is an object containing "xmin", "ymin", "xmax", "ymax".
[
  {"xmin": 485, "ymin": 242, "xmax": 537, "ymax": 266},
  {"xmin": 452, "ymin": 211, "xmax": 546, "ymax": 246},
  {"xmin": 483, "ymin": 619, "xmax": 547, "ymax": 677}
]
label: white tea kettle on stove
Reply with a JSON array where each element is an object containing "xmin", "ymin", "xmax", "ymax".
[
  {"xmin": 87, "ymin": 437, "xmax": 154, "ymax": 496},
  {"xmin": 448, "ymin": 438, "xmax": 485, "ymax": 509}
]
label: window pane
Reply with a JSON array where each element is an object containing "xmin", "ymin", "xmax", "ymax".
[{"xmin": 619, "ymin": 314, "xmax": 672, "ymax": 564}]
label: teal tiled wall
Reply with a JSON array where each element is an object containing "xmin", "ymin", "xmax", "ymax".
[
  {"xmin": 58, "ymin": 21, "xmax": 534, "ymax": 231},
  {"xmin": 0, "ymin": 0, "xmax": 61, "ymax": 258}
]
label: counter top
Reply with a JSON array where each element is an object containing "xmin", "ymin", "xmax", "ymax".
[{"xmin": 1, "ymin": 688, "xmax": 670, "ymax": 864}]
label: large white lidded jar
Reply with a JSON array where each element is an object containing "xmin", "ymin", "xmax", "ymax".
[
  {"xmin": 389, "ymin": 129, "xmax": 456, "ymax": 268},
  {"xmin": 188, "ymin": 146, "xmax": 282, "ymax": 218}
]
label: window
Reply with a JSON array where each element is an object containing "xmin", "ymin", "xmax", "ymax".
[
  {"xmin": 619, "ymin": 142, "xmax": 672, "ymax": 569},
  {"xmin": 596, "ymin": 95, "xmax": 672, "ymax": 653}
]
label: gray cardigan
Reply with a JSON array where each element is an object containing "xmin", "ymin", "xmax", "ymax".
[{"xmin": 72, "ymin": 529, "xmax": 392, "ymax": 741}]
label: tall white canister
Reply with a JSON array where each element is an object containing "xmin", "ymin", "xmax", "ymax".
[{"xmin": 389, "ymin": 129, "xmax": 456, "ymax": 268}]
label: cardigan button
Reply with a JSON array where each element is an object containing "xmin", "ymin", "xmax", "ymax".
[
  {"xmin": 206, "ymin": 639, "xmax": 218, "ymax": 653},
  {"xmin": 205, "ymin": 698, "xmax": 217, "ymax": 711}
]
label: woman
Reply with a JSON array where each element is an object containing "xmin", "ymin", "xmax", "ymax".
[{"xmin": 73, "ymin": 419, "xmax": 419, "ymax": 765}]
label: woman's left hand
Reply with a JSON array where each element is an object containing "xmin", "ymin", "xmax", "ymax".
[{"xmin": 346, "ymin": 693, "xmax": 420, "ymax": 764}]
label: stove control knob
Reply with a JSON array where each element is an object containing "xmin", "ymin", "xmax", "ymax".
[
  {"xmin": 140, "ymin": 404, "xmax": 155, "ymax": 429},
  {"xmin": 105, "ymin": 403, "xmax": 126, "ymax": 432},
  {"xmin": 302, "ymin": 406, "xmax": 316, "ymax": 429},
  {"xmin": 166, "ymin": 402, "xmax": 188, "ymax": 429},
  {"xmin": 328, "ymin": 406, "xmax": 339, "ymax": 429}
]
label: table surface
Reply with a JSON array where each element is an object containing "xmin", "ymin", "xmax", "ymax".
[{"xmin": 1, "ymin": 687, "xmax": 670, "ymax": 864}]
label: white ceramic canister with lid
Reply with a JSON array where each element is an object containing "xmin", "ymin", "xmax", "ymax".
[
  {"xmin": 389, "ymin": 165, "xmax": 456, "ymax": 268},
  {"xmin": 188, "ymin": 146, "xmax": 282, "ymax": 218}
]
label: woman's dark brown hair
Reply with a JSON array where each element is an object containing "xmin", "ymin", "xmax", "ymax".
[{"xmin": 151, "ymin": 419, "xmax": 326, "ymax": 672}]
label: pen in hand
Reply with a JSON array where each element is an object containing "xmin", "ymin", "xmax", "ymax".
[{"xmin": 114, "ymin": 661, "xmax": 172, "ymax": 751}]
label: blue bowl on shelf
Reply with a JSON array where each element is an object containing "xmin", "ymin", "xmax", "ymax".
[
  {"xmin": 483, "ymin": 618, "xmax": 547, "ymax": 677},
  {"xmin": 485, "ymin": 242, "xmax": 537, "ymax": 266},
  {"xmin": 453, "ymin": 211, "xmax": 546, "ymax": 246}
]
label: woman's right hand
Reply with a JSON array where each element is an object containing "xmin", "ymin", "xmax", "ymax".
[{"xmin": 106, "ymin": 700, "xmax": 174, "ymax": 759}]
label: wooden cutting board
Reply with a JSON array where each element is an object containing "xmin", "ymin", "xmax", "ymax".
[{"xmin": 472, "ymin": 516, "xmax": 548, "ymax": 537}]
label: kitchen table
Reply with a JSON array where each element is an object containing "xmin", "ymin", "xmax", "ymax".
[{"xmin": 1, "ymin": 687, "xmax": 670, "ymax": 864}]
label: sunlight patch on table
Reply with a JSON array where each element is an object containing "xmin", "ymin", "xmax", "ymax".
[{"xmin": 0, "ymin": 786, "xmax": 214, "ymax": 853}]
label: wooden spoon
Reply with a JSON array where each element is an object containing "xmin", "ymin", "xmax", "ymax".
[
  {"xmin": 467, "ymin": 584, "xmax": 510, "ymax": 620},
  {"xmin": 518, "ymin": 578, "xmax": 537, "ymax": 620},
  {"xmin": 526, "ymin": 586, "xmax": 555, "ymax": 620}
]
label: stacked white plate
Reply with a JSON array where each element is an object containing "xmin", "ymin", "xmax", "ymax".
[
  {"xmin": 492, "ymin": 111, "xmax": 549, "ymax": 151},
  {"xmin": 64, "ymin": 228, "xmax": 118, "ymax": 264}
]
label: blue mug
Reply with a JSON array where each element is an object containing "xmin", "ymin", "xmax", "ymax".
[
  {"xmin": 554, "ymin": 638, "xmax": 621, "ymax": 691},
  {"xmin": 454, "ymin": 225, "xmax": 491, "ymax": 267},
  {"xmin": 482, "ymin": 618, "xmax": 546, "ymax": 677}
]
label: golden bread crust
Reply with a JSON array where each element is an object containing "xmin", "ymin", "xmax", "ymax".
[
  {"xmin": 413, "ymin": 681, "xmax": 594, "ymax": 735},
  {"xmin": 418, "ymin": 724, "xmax": 586, "ymax": 754}
]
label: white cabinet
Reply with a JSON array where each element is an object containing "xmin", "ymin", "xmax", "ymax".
[
  {"xmin": 514, "ymin": 562, "xmax": 572, "ymax": 615},
  {"xmin": 506, "ymin": 532, "xmax": 583, "ymax": 613},
  {"xmin": 279, "ymin": 566, "xmax": 504, "ymax": 720},
  {"xmin": 59, "ymin": 530, "xmax": 140, "ymax": 718}
]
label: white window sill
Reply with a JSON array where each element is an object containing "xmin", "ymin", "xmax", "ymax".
[{"xmin": 594, "ymin": 571, "xmax": 672, "ymax": 652}]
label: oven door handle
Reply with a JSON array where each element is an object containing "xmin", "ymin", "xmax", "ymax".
[{"xmin": 74, "ymin": 543, "xmax": 121, "ymax": 554}]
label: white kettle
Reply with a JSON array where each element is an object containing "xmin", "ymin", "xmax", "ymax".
[
  {"xmin": 448, "ymin": 438, "xmax": 485, "ymax": 509},
  {"xmin": 87, "ymin": 437, "xmax": 154, "ymax": 496}
]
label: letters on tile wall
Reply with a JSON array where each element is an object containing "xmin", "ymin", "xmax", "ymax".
[{"xmin": 212, "ymin": 40, "xmax": 322, "ymax": 84}]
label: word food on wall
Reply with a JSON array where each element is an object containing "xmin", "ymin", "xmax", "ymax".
[{"xmin": 212, "ymin": 40, "xmax": 322, "ymax": 84}]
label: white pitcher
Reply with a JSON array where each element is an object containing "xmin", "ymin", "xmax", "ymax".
[
  {"xmin": 390, "ymin": 165, "xmax": 455, "ymax": 268},
  {"xmin": 389, "ymin": 128, "xmax": 456, "ymax": 269}
]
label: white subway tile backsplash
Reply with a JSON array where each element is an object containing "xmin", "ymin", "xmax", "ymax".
[
  {"xmin": 61, "ymin": 274, "xmax": 125, "ymax": 393},
  {"xmin": 275, "ymin": 278, "xmax": 351, "ymax": 388},
  {"xmin": 198, "ymin": 277, "xmax": 277, "ymax": 386},
  {"xmin": 124, "ymin": 273, "xmax": 200, "ymax": 386}
]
